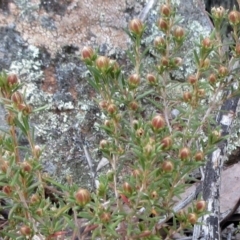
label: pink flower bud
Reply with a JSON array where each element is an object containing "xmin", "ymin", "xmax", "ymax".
[
  {"xmin": 151, "ymin": 115, "xmax": 165, "ymax": 131},
  {"xmin": 75, "ymin": 188, "xmax": 91, "ymax": 206},
  {"xmin": 129, "ymin": 18, "xmax": 144, "ymax": 35}
]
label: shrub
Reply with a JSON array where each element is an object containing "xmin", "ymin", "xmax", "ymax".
[{"xmin": 0, "ymin": 1, "xmax": 239, "ymax": 239}]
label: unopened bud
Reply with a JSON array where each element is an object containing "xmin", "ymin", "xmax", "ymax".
[
  {"xmin": 208, "ymin": 73, "xmax": 217, "ymax": 84},
  {"xmin": 188, "ymin": 75, "xmax": 197, "ymax": 85},
  {"xmin": 2, "ymin": 185, "xmax": 12, "ymax": 195},
  {"xmin": 162, "ymin": 160, "xmax": 174, "ymax": 172},
  {"xmin": 128, "ymin": 74, "xmax": 140, "ymax": 89},
  {"xmin": 81, "ymin": 46, "xmax": 95, "ymax": 60},
  {"xmin": 11, "ymin": 91, "xmax": 23, "ymax": 105},
  {"xmin": 129, "ymin": 101, "xmax": 138, "ymax": 111},
  {"xmin": 173, "ymin": 26, "xmax": 185, "ymax": 41},
  {"xmin": 5, "ymin": 113, "xmax": 15, "ymax": 126},
  {"xmin": 179, "ymin": 147, "xmax": 191, "ymax": 160},
  {"xmin": 132, "ymin": 169, "xmax": 141, "ymax": 178},
  {"xmin": 183, "ymin": 92, "xmax": 192, "ymax": 102},
  {"xmin": 0, "ymin": 161, "xmax": 8, "ymax": 173},
  {"xmin": 187, "ymin": 213, "xmax": 198, "ymax": 224},
  {"xmin": 151, "ymin": 191, "xmax": 158, "ymax": 199},
  {"xmin": 200, "ymin": 58, "xmax": 210, "ymax": 70},
  {"xmin": 160, "ymin": 4, "xmax": 171, "ymax": 17},
  {"xmin": 99, "ymin": 139, "xmax": 108, "ymax": 149},
  {"xmin": 107, "ymin": 103, "xmax": 117, "ymax": 115},
  {"xmin": 20, "ymin": 225, "xmax": 32, "ymax": 236},
  {"xmin": 129, "ymin": 18, "xmax": 144, "ymax": 36},
  {"xmin": 196, "ymin": 200, "xmax": 206, "ymax": 212},
  {"xmin": 173, "ymin": 57, "xmax": 182, "ymax": 67},
  {"xmin": 228, "ymin": 10, "xmax": 240, "ymax": 25},
  {"xmin": 136, "ymin": 128, "xmax": 144, "ymax": 137},
  {"xmin": 34, "ymin": 145, "xmax": 41, "ymax": 158},
  {"xmin": 30, "ymin": 194, "xmax": 40, "ymax": 204},
  {"xmin": 99, "ymin": 100, "xmax": 109, "ymax": 110},
  {"xmin": 151, "ymin": 115, "xmax": 165, "ymax": 131},
  {"xmin": 147, "ymin": 73, "xmax": 157, "ymax": 85},
  {"xmin": 22, "ymin": 161, "xmax": 32, "ymax": 172},
  {"xmin": 154, "ymin": 36, "xmax": 166, "ymax": 48},
  {"xmin": 161, "ymin": 136, "xmax": 173, "ymax": 150},
  {"xmin": 36, "ymin": 208, "xmax": 43, "ymax": 216},
  {"xmin": 75, "ymin": 188, "xmax": 91, "ymax": 206},
  {"xmin": 194, "ymin": 151, "xmax": 204, "ymax": 161},
  {"xmin": 96, "ymin": 56, "xmax": 110, "ymax": 71},
  {"xmin": 7, "ymin": 74, "xmax": 18, "ymax": 86},
  {"xmin": 197, "ymin": 89, "xmax": 205, "ymax": 98},
  {"xmin": 218, "ymin": 66, "xmax": 228, "ymax": 77},
  {"xmin": 202, "ymin": 37, "xmax": 212, "ymax": 49},
  {"xmin": 100, "ymin": 212, "xmax": 111, "ymax": 223},
  {"xmin": 161, "ymin": 56, "xmax": 169, "ymax": 67},
  {"xmin": 211, "ymin": 6, "xmax": 225, "ymax": 19},
  {"xmin": 158, "ymin": 18, "xmax": 169, "ymax": 32},
  {"xmin": 123, "ymin": 182, "xmax": 133, "ymax": 196}
]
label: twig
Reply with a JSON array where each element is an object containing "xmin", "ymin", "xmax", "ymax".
[{"xmin": 138, "ymin": 0, "xmax": 158, "ymax": 22}]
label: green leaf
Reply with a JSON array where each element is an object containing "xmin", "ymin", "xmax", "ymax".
[
  {"xmin": 136, "ymin": 89, "xmax": 154, "ymax": 100},
  {"xmin": 32, "ymin": 104, "xmax": 49, "ymax": 113},
  {"xmin": 193, "ymin": 50, "xmax": 200, "ymax": 66}
]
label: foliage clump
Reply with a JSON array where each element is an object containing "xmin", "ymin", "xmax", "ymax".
[{"xmin": 0, "ymin": 1, "xmax": 240, "ymax": 239}]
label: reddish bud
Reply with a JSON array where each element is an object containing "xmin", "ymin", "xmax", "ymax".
[
  {"xmin": 129, "ymin": 18, "xmax": 144, "ymax": 35},
  {"xmin": 158, "ymin": 18, "xmax": 169, "ymax": 32},
  {"xmin": 81, "ymin": 46, "xmax": 94, "ymax": 60},
  {"xmin": 11, "ymin": 91, "xmax": 23, "ymax": 105},
  {"xmin": 99, "ymin": 100, "xmax": 109, "ymax": 110},
  {"xmin": 160, "ymin": 4, "xmax": 171, "ymax": 17},
  {"xmin": 228, "ymin": 10, "xmax": 240, "ymax": 25},
  {"xmin": 22, "ymin": 161, "xmax": 32, "ymax": 172},
  {"xmin": 151, "ymin": 115, "xmax": 165, "ymax": 131},
  {"xmin": 161, "ymin": 56, "xmax": 169, "ymax": 67},
  {"xmin": 147, "ymin": 73, "xmax": 157, "ymax": 85},
  {"xmin": 183, "ymin": 92, "xmax": 192, "ymax": 102},
  {"xmin": 129, "ymin": 101, "xmax": 138, "ymax": 111},
  {"xmin": 208, "ymin": 73, "xmax": 217, "ymax": 84},
  {"xmin": 173, "ymin": 57, "xmax": 182, "ymax": 67},
  {"xmin": 162, "ymin": 160, "xmax": 174, "ymax": 172},
  {"xmin": 187, "ymin": 213, "xmax": 198, "ymax": 224},
  {"xmin": 196, "ymin": 200, "xmax": 206, "ymax": 212},
  {"xmin": 194, "ymin": 151, "xmax": 204, "ymax": 161},
  {"xmin": 218, "ymin": 66, "xmax": 228, "ymax": 77},
  {"xmin": 100, "ymin": 212, "xmax": 111, "ymax": 223},
  {"xmin": 154, "ymin": 36, "xmax": 166, "ymax": 48},
  {"xmin": 161, "ymin": 136, "xmax": 173, "ymax": 150},
  {"xmin": 128, "ymin": 74, "xmax": 140, "ymax": 89},
  {"xmin": 188, "ymin": 75, "xmax": 197, "ymax": 85},
  {"xmin": 20, "ymin": 225, "xmax": 32, "ymax": 236},
  {"xmin": 96, "ymin": 56, "xmax": 110, "ymax": 71},
  {"xmin": 144, "ymin": 143, "xmax": 153, "ymax": 156},
  {"xmin": 202, "ymin": 37, "xmax": 212, "ymax": 49},
  {"xmin": 179, "ymin": 147, "xmax": 191, "ymax": 160},
  {"xmin": 173, "ymin": 26, "xmax": 185, "ymax": 41},
  {"xmin": 75, "ymin": 188, "xmax": 91, "ymax": 206},
  {"xmin": 107, "ymin": 103, "xmax": 117, "ymax": 115},
  {"xmin": 2, "ymin": 185, "xmax": 12, "ymax": 195},
  {"xmin": 7, "ymin": 74, "xmax": 18, "ymax": 86}
]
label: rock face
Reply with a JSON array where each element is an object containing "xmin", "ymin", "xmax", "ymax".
[{"xmin": 0, "ymin": 0, "xmax": 212, "ymax": 187}]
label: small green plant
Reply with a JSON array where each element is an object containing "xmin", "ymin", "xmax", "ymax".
[{"xmin": 0, "ymin": 1, "xmax": 240, "ymax": 239}]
